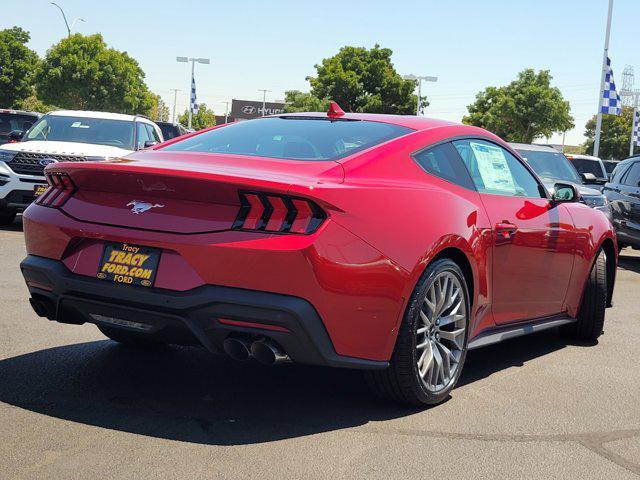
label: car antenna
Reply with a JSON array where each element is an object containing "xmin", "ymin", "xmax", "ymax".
[{"xmin": 327, "ymin": 101, "xmax": 345, "ymax": 118}]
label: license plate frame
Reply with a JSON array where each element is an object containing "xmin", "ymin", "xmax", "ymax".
[{"xmin": 96, "ymin": 242, "xmax": 161, "ymax": 287}]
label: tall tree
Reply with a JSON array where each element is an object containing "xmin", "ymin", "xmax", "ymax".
[
  {"xmin": 583, "ymin": 107, "xmax": 634, "ymax": 160},
  {"xmin": 35, "ymin": 33, "xmax": 153, "ymax": 115},
  {"xmin": 149, "ymin": 93, "xmax": 169, "ymax": 122},
  {"xmin": 178, "ymin": 103, "xmax": 216, "ymax": 130},
  {"xmin": 283, "ymin": 90, "xmax": 331, "ymax": 113},
  {"xmin": 0, "ymin": 27, "xmax": 40, "ymax": 107},
  {"xmin": 307, "ymin": 45, "xmax": 419, "ymax": 114},
  {"xmin": 463, "ymin": 69, "xmax": 574, "ymax": 143}
]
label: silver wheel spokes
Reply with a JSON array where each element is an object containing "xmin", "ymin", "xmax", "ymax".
[{"xmin": 416, "ymin": 271, "xmax": 467, "ymax": 392}]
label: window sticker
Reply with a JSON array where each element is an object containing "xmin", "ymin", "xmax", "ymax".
[
  {"xmin": 469, "ymin": 142, "xmax": 516, "ymax": 193},
  {"xmin": 70, "ymin": 121, "xmax": 90, "ymax": 129}
]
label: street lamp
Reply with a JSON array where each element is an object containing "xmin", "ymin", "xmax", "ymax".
[
  {"xmin": 50, "ymin": 2, "xmax": 85, "ymax": 37},
  {"xmin": 258, "ymin": 89, "xmax": 272, "ymax": 116},
  {"xmin": 176, "ymin": 56, "xmax": 210, "ymax": 129},
  {"xmin": 404, "ymin": 74, "xmax": 438, "ymax": 116}
]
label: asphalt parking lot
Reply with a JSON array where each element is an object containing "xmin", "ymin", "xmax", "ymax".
[{"xmin": 1, "ymin": 217, "xmax": 639, "ymax": 480}]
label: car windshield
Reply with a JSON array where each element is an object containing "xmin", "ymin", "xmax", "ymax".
[
  {"xmin": 24, "ymin": 115, "xmax": 135, "ymax": 149},
  {"xmin": 161, "ymin": 117, "xmax": 413, "ymax": 160},
  {"xmin": 516, "ymin": 149, "xmax": 582, "ymax": 184},
  {"xmin": 158, "ymin": 123, "xmax": 181, "ymax": 140},
  {"xmin": 603, "ymin": 161, "xmax": 618, "ymax": 175},
  {"xmin": 572, "ymin": 158, "xmax": 606, "ymax": 179},
  {"xmin": 0, "ymin": 113, "xmax": 38, "ymax": 140}
]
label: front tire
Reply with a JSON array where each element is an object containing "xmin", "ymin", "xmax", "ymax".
[
  {"xmin": 563, "ymin": 250, "xmax": 607, "ymax": 342},
  {"xmin": 366, "ymin": 258, "xmax": 470, "ymax": 406}
]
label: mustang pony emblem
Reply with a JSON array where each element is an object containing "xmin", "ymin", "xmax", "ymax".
[{"xmin": 126, "ymin": 200, "xmax": 164, "ymax": 214}]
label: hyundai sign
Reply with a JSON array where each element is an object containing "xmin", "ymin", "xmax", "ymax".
[{"xmin": 231, "ymin": 99, "xmax": 286, "ymax": 120}]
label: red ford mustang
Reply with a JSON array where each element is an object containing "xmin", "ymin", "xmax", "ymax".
[{"xmin": 20, "ymin": 106, "xmax": 616, "ymax": 405}]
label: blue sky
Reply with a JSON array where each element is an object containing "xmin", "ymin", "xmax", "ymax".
[{"xmin": 4, "ymin": 0, "xmax": 637, "ymax": 145}]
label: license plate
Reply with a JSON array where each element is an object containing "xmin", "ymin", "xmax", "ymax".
[
  {"xmin": 33, "ymin": 184, "xmax": 48, "ymax": 197},
  {"xmin": 96, "ymin": 242, "xmax": 161, "ymax": 287}
]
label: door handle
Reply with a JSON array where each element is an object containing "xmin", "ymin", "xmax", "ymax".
[{"xmin": 495, "ymin": 220, "xmax": 518, "ymax": 239}]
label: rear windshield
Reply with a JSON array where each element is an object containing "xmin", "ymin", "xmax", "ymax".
[
  {"xmin": 24, "ymin": 115, "xmax": 135, "ymax": 149},
  {"xmin": 571, "ymin": 158, "xmax": 606, "ymax": 179},
  {"xmin": 161, "ymin": 117, "xmax": 413, "ymax": 161}
]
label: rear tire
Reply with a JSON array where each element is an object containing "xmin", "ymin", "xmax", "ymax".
[
  {"xmin": 0, "ymin": 210, "xmax": 16, "ymax": 226},
  {"xmin": 563, "ymin": 250, "xmax": 607, "ymax": 342},
  {"xmin": 97, "ymin": 325, "xmax": 168, "ymax": 349},
  {"xmin": 365, "ymin": 258, "xmax": 470, "ymax": 406}
]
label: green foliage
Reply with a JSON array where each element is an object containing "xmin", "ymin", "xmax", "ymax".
[
  {"xmin": 0, "ymin": 27, "xmax": 40, "ymax": 107},
  {"xmin": 35, "ymin": 33, "xmax": 153, "ymax": 115},
  {"xmin": 149, "ymin": 93, "xmax": 169, "ymax": 122},
  {"xmin": 178, "ymin": 103, "xmax": 216, "ymax": 130},
  {"xmin": 306, "ymin": 45, "xmax": 419, "ymax": 114},
  {"xmin": 283, "ymin": 90, "xmax": 331, "ymax": 113},
  {"xmin": 463, "ymin": 69, "xmax": 574, "ymax": 143},
  {"xmin": 13, "ymin": 94, "xmax": 57, "ymax": 113},
  {"xmin": 583, "ymin": 107, "xmax": 634, "ymax": 160}
]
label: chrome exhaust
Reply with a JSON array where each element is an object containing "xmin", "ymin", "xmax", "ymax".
[
  {"xmin": 222, "ymin": 337, "xmax": 252, "ymax": 361},
  {"xmin": 250, "ymin": 339, "xmax": 290, "ymax": 365}
]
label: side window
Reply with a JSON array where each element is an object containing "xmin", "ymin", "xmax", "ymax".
[
  {"xmin": 453, "ymin": 139, "xmax": 543, "ymax": 198},
  {"xmin": 611, "ymin": 163, "xmax": 630, "ymax": 183},
  {"xmin": 413, "ymin": 142, "xmax": 474, "ymax": 190},
  {"xmin": 136, "ymin": 122, "xmax": 151, "ymax": 149},
  {"xmin": 145, "ymin": 123, "xmax": 161, "ymax": 142},
  {"xmin": 621, "ymin": 162, "xmax": 640, "ymax": 187}
]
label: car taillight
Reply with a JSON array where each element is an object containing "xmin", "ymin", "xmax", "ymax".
[
  {"xmin": 232, "ymin": 191, "xmax": 326, "ymax": 234},
  {"xmin": 35, "ymin": 172, "xmax": 76, "ymax": 208}
]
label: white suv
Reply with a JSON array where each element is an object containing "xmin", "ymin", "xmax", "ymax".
[{"xmin": 0, "ymin": 110, "xmax": 163, "ymax": 225}]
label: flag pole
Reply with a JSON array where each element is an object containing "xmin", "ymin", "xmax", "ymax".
[
  {"xmin": 630, "ymin": 95, "xmax": 638, "ymax": 157},
  {"xmin": 594, "ymin": 0, "xmax": 614, "ymax": 157}
]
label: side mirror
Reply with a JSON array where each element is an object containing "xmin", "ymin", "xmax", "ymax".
[
  {"xmin": 143, "ymin": 140, "xmax": 158, "ymax": 149},
  {"xmin": 8, "ymin": 130, "xmax": 23, "ymax": 142},
  {"xmin": 581, "ymin": 172, "xmax": 597, "ymax": 183},
  {"xmin": 552, "ymin": 183, "xmax": 579, "ymax": 203}
]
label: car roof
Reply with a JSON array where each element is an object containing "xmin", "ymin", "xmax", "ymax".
[
  {"xmin": 47, "ymin": 110, "xmax": 155, "ymax": 124},
  {"xmin": 273, "ymin": 112, "xmax": 460, "ymax": 131},
  {"xmin": 0, "ymin": 108, "xmax": 41, "ymax": 117},
  {"xmin": 508, "ymin": 142, "xmax": 560, "ymax": 152}
]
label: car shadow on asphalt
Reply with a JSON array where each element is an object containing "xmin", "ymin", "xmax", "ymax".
[
  {"xmin": 618, "ymin": 251, "xmax": 640, "ymax": 275},
  {"xmin": 0, "ymin": 215, "xmax": 22, "ymax": 232},
  {"xmin": 0, "ymin": 329, "xmax": 568, "ymax": 445}
]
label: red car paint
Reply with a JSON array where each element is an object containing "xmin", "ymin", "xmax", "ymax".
[{"xmin": 21, "ymin": 113, "xmax": 617, "ymax": 362}]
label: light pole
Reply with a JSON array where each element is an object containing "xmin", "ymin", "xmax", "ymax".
[
  {"xmin": 223, "ymin": 101, "xmax": 230, "ymax": 123},
  {"xmin": 258, "ymin": 89, "xmax": 272, "ymax": 116},
  {"xmin": 50, "ymin": 2, "xmax": 85, "ymax": 37},
  {"xmin": 170, "ymin": 88, "xmax": 181, "ymax": 124},
  {"xmin": 176, "ymin": 56, "xmax": 210, "ymax": 129},
  {"xmin": 404, "ymin": 74, "xmax": 438, "ymax": 116},
  {"xmin": 593, "ymin": 0, "xmax": 614, "ymax": 157}
]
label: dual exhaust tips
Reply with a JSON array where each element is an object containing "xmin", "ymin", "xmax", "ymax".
[{"xmin": 223, "ymin": 337, "xmax": 290, "ymax": 365}]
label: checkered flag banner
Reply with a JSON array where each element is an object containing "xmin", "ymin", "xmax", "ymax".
[
  {"xmin": 190, "ymin": 75, "xmax": 199, "ymax": 115},
  {"xmin": 601, "ymin": 57, "xmax": 622, "ymax": 115},
  {"xmin": 633, "ymin": 110, "xmax": 640, "ymax": 147}
]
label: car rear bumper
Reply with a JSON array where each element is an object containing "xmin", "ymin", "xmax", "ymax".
[{"xmin": 20, "ymin": 254, "xmax": 388, "ymax": 370}]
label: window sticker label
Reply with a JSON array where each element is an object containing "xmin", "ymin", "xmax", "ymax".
[
  {"xmin": 469, "ymin": 142, "xmax": 516, "ymax": 193},
  {"xmin": 70, "ymin": 121, "xmax": 90, "ymax": 128}
]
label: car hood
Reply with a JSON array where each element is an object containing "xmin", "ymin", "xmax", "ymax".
[
  {"xmin": 541, "ymin": 179, "xmax": 602, "ymax": 197},
  {"xmin": 0, "ymin": 141, "xmax": 132, "ymax": 157}
]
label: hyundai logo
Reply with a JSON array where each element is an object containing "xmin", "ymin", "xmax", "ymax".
[
  {"xmin": 38, "ymin": 158, "xmax": 58, "ymax": 167},
  {"xmin": 241, "ymin": 105, "xmax": 256, "ymax": 115}
]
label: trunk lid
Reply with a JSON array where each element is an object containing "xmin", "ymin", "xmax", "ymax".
[{"xmin": 49, "ymin": 150, "xmax": 344, "ymax": 234}]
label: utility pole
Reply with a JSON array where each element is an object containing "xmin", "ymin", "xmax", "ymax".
[
  {"xmin": 170, "ymin": 89, "xmax": 181, "ymax": 124},
  {"xmin": 593, "ymin": 0, "xmax": 614, "ymax": 157},
  {"xmin": 258, "ymin": 89, "xmax": 271, "ymax": 116},
  {"xmin": 223, "ymin": 101, "xmax": 230, "ymax": 123},
  {"xmin": 404, "ymin": 74, "xmax": 438, "ymax": 116},
  {"xmin": 176, "ymin": 56, "xmax": 210, "ymax": 129},
  {"xmin": 50, "ymin": 2, "xmax": 85, "ymax": 37}
]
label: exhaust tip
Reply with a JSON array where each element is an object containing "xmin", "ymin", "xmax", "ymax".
[
  {"xmin": 251, "ymin": 340, "xmax": 290, "ymax": 365},
  {"xmin": 223, "ymin": 337, "xmax": 251, "ymax": 361}
]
